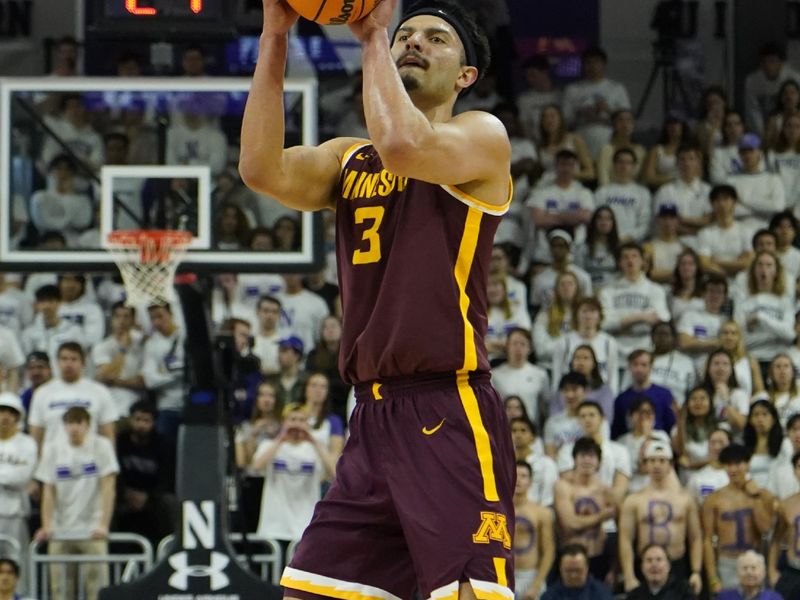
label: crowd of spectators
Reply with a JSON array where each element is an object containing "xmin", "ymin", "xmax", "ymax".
[{"xmin": 6, "ymin": 25, "xmax": 800, "ymax": 600}]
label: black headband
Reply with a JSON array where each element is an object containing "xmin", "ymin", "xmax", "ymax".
[{"xmin": 392, "ymin": 8, "xmax": 479, "ymax": 74}]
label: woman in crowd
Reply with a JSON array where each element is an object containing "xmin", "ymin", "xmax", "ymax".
[
  {"xmin": 768, "ymin": 116, "xmax": 800, "ymax": 215},
  {"xmin": 702, "ymin": 348, "xmax": 750, "ymax": 438},
  {"xmin": 752, "ymin": 354, "xmax": 800, "ymax": 427},
  {"xmin": 532, "ymin": 271, "xmax": 580, "ymax": 365},
  {"xmin": 734, "ymin": 251, "xmax": 795, "ymax": 371},
  {"xmin": 273, "ymin": 215, "xmax": 301, "ymax": 251},
  {"xmin": 642, "ymin": 114, "xmax": 687, "ymax": 188},
  {"xmin": 301, "ymin": 372, "xmax": 345, "ymax": 462},
  {"xmin": 214, "ymin": 203, "xmax": 252, "ymax": 250},
  {"xmin": 504, "ymin": 395, "xmax": 531, "ymax": 422},
  {"xmin": 567, "ymin": 343, "xmax": 616, "ymax": 419},
  {"xmin": 551, "ymin": 296, "xmax": 619, "ymax": 395},
  {"xmin": 672, "ymin": 386, "xmax": 718, "ymax": 481},
  {"xmin": 235, "ymin": 381, "xmax": 283, "ymax": 470},
  {"xmin": 595, "ymin": 109, "xmax": 646, "ymax": 187},
  {"xmin": 764, "ymin": 79, "xmax": 800, "ymax": 149},
  {"xmin": 306, "ymin": 315, "xmax": 349, "ymax": 420},
  {"xmin": 668, "ymin": 248, "xmax": 705, "ymax": 323},
  {"xmin": 695, "ymin": 85, "xmax": 728, "ymax": 157},
  {"xmin": 536, "ymin": 104, "xmax": 594, "ymax": 187},
  {"xmin": 574, "ymin": 206, "xmax": 621, "ymax": 289},
  {"xmin": 719, "ymin": 320, "xmax": 765, "ymax": 397},
  {"xmin": 486, "ymin": 274, "xmax": 532, "ymax": 361},
  {"xmin": 743, "ymin": 399, "xmax": 784, "ymax": 487}
]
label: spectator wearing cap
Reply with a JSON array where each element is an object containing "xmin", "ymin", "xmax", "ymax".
[
  {"xmin": 28, "ymin": 342, "xmax": 117, "ymax": 451},
  {"xmin": 652, "ymin": 145, "xmax": 711, "ymax": 248},
  {"xmin": 561, "ymin": 45, "xmax": 632, "ymax": 159},
  {"xmin": 644, "ymin": 205, "xmax": 686, "ymax": 286},
  {"xmin": 718, "ymin": 550, "xmax": 782, "ymax": 600},
  {"xmin": 277, "ymin": 274, "xmax": 330, "ymax": 355},
  {"xmin": 19, "ymin": 351, "xmax": 51, "ymax": 418},
  {"xmin": 526, "ymin": 150, "xmax": 594, "ymax": 266},
  {"xmin": 530, "ymin": 229, "xmax": 592, "ymax": 311},
  {"xmin": 0, "ymin": 557, "xmax": 34, "ymax": 600},
  {"xmin": 727, "ymin": 133, "xmax": 786, "ymax": 235},
  {"xmin": 619, "ymin": 441, "xmax": 702, "ymax": 596},
  {"xmin": 34, "ymin": 406, "xmax": 119, "ymax": 600},
  {"xmin": 141, "ymin": 303, "xmax": 185, "ymax": 442},
  {"xmin": 624, "ymin": 544, "xmax": 698, "ymax": 600},
  {"xmin": 599, "ymin": 242, "xmax": 670, "ymax": 362},
  {"xmin": 0, "ymin": 393, "xmax": 36, "ymax": 590},
  {"xmin": 594, "ymin": 148, "xmax": 652, "ymax": 243},
  {"xmin": 20, "ymin": 285, "xmax": 83, "ymax": 375},
  {"xmin": 264, "ymin": 335, "xmax": 307, "ymax": 409},
  {"xmin": 744, "ymin": 42, "xmax": 800, "ymax": 135}
]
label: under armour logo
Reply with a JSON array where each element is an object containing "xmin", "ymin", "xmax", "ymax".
[{"xmin": 168, "ymin": 551, "xmax": 230, "ymax": 591}]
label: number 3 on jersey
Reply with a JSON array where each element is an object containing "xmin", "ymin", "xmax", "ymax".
[{"xmin": 352, "ymin": 206, "xmax": 385, "ymax": 265}]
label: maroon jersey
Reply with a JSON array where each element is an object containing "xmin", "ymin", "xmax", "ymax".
[{"xmin": 335, "ymin": 142, "xmax": 512, "ymax": 385}]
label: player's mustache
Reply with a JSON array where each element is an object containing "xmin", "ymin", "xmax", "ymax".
[{"xmin": 396, "ymin": 51, "xmax": 429, "ymax": 69}]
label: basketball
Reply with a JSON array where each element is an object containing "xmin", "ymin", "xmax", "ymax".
[{"xmin": 286, "ymin": 0, "xmax": 380, "ymax": 25}]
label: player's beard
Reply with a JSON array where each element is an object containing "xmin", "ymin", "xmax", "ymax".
[{"xmin": 401, "ymin": 73, "xmax": 421, "ymax": 92}]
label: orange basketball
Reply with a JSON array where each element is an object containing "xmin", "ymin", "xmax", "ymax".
[{"xmin": 287, "ymin": 0, "xmax": 380, "ymax": 25}]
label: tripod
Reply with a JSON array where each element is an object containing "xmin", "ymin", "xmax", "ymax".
[{"xmin": 636, "ymin": 40, "xmax": 693, "ymax": 119}]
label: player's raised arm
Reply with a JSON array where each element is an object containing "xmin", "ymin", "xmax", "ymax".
[
  {"xmin": 349, "ymin": 0, "xmax": 510, "ymax": 200},
  {"xmin": 240, "ymin": 0, "xmax": 358, "ymax": 211}
]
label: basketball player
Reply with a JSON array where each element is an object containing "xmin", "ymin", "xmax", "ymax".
[
  {"xmin": 513, "ymin": 461, "xmax": 554, "ymax": 600},
  {"xmin": 240, "ymin": 1, "xmax": 514, "ymax": 599},
  {"xmin": 618, "ymin": 441, "xmax": 703, "ymax": 594},
  {"xmin": 702, "ymin": 443, "xmax": 776, "ymax": 595}
]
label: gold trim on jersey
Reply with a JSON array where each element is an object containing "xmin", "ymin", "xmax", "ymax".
[
  {"xmin": 281, "ymin": 567, "xmax": 402, "ymax": 600},
  {"xmin": 441, "ymin": 176, "xmax": 514, "ymax": 216},
  {"xmin": 428, "ymin": 581, "xmax": 459, "ymax": 600},
  {"xmin": 454, "ymin": 206, "xmax": 499, "ymax": 502},
  {"xmin": 469, "ymin": 578, "xmax": 514, "ymax": 600},
  {"xmin": 340, "ymin": 142, "xmax": 372, "ymax": 171}
]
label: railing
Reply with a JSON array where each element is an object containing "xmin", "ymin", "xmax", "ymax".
[
  {"xmin": 29, "ymin": 533, "xmax": 153, "ymax": 600},
  {"xmin": 157, "ymin": 532, "xmax": 283, "ymax": 584}
]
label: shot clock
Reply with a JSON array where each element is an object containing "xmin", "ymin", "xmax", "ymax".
[{"xmin": 86, "ymin": 0, "xmax": 237, "ymax": 39}]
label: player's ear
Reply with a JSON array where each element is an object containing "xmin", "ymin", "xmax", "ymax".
[{"xmin": 457, "ymin": 66, "xmax": 479, "ymax": 93}]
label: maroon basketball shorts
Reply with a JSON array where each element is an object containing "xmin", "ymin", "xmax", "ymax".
[{"xmin": 281, "ymin": 371, "xmax": 516, "ymax": 600}]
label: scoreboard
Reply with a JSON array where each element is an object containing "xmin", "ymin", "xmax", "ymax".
[{"xmin": 86, "ymin": 0, "xmax": 238, "ymax": 39}]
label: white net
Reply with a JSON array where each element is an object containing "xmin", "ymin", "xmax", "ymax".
[{"xmin": 106, "ymin": 230, "xmax": 192, "ymax": 306}]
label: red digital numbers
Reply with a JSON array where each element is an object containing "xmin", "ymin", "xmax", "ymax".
[{"xmin": 125, "ymin": 0, "xmax": 203, "ymax": 16}]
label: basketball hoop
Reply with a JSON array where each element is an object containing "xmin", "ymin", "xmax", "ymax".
[{"xmin": 106, "ymin": 230, "xmax": 193, "ymax": 306}]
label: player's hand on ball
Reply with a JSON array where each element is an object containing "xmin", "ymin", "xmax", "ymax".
[
  {"xmin": 349, "ymin": 0, "xmax": 397, "ymax": 41},
  {"xmin": 263, "ymin": 0, "xmax": 300, "ymax": 36}
]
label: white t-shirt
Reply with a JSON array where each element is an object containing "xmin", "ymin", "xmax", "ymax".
[
  {"xmin": 769, "ymin": 150, "xmax": 800, "ymax": 216},
  {"xmin": 677, "ymin": 308, "xmax": 725, "ymax": 370},
  {"xmin": 525, "ymin": 181, "xmax": 594, "ymax": 263},
  {"xmin": 728, "ymin": 171, "xmax": 786, "ymax": 231},
  {"xmin": 653, "ymin": 178, "xmax": 712, "ymax": 220},
  {"xmin": 0, "ymin": 288, "xmax": 34, "ymax": 337},
  {"xmin": 59, "ymin": 297, "xmax": 106, "ymax": 347},
  {"xmin": 141, "ymin": 329, "xmax": 185, "ymax": 412},
  {"xmin": 0, "ymin": 431, "xmax": 37, "ymax": 517},
  {"xmin": 91, "ymin": 332, "xmax": 145, "ymax": 415},
  {"xmin": 687, "ymin": 465, "xmax": 729, "ymax": 505},
  {"xmin": 491, "ymin": 362, "xmax": 550, "ymax": 422},
  {"xmin": 40, "ymin": 119, "xmax": 103, "ymax": 171},
  {"xmin": 21, "ymin": 317, "xmax": 84, "ymax": 373},
  {"xmin": 594, "ymin": 182, "xmax": 652, "ymax": 242},
  {"xmin": 556, "ymin": 438, "xmax": 632, "ymax": 484},
  {"xmin": 550, "ymin": 331, "xmax": 620, "ymax": 395},
  {"xmin": 734, "ymin": 292, "xmax": 795, "ymax": 360},
  {"xmin": 543, "ymin": 412, "xmax": 582, "ymax": 453},
  {"xmin": 0, "ymin": 323, "xmax": 25, "ymax": 371},
  {"xmin": 253, "ymin": 331, "xmax": 281, "ymax": 375},
  {"xmin": 562, "ymin": 78, "xmax": 631, "ymax": 157},
  {"xmin": 277, "ymin": 290, "xmax": 329, "ymax": 354},
  {"xmin": 710, "ymin": 146, "xmax": 743, "ymax": 184},
  {"xmin": 29, "ymin": 377, "xmax": 118, "ymax": 444},
  {"xmin": 649, "ymin": 351, "xmax": 697, "ymax": 407},
  {"xmin": 766, "ymin": 456, "xmax": 800, "ymax": 500},
  {"xmin": 599, "ymin": 275, "xmax": 670, "ymax": 360},
  {"xmin": 530, "ymin": 265, "xmax": 593, "ymax": 310},
  {"xmin": 524, "ymin": 450, "xmax": 559, "ymax": 508},
  {"xmin": 35, "ymin": 433, "xmax": 119, "ymax": 537},
  {"xmin": 697, "ymin": 221, "xmax": 752, "ymax": 262},
  {"xmin": 254, "ymin": 440, "xmax": 323, "ymax": 541},
  {"xmin": 165, "ymin": 122, "xmax": 228, "ymax": 176}
]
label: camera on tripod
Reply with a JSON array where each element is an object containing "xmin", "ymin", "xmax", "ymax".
[{"xmin": 651, "ymin": 0, "xmax": 698, "ymax": 44}]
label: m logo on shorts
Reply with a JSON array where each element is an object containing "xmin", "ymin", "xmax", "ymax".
[{"xmin": 472, "ymin": 511, "xmax": 511, "ymax": 549}]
